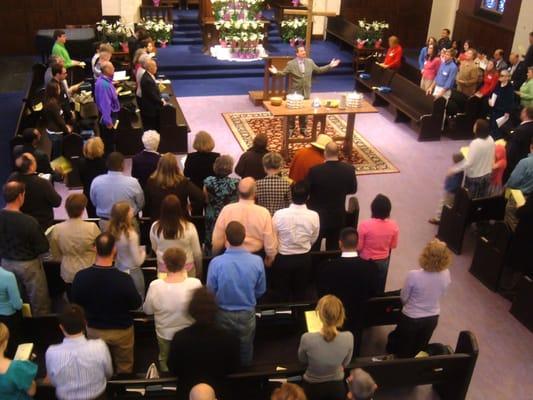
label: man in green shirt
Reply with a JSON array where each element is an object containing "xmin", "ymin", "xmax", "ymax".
[{"xmin": 51, "ymin": 30, "xmax": 85, "ymax": 69}]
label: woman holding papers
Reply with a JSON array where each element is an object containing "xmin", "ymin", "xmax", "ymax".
[
  {"xmin": 298, "ymin": 295, "xmax": 353, "ymax": 400},
  {"xmin": 489, "ymin": 69, "xmax": 515, "ymax": 139}
]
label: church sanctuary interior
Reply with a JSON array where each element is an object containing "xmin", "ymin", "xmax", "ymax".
[{"xmin": 1, "ymin": 0, "xmax": 533, "ymax": 399}]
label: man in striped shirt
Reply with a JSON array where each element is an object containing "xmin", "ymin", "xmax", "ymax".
[{"xmin": 45, "ymin": 304, "xmax": 112, "ymax": 400}]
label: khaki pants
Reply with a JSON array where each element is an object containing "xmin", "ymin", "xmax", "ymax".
[
  {"xmin": 156, "ymin": 336, "xmax": 171, "ymax": 372},
  {"xmin": 1, "ymin": 258, "xmax": 51, "ymax": 316},
  {"xmin": 420, "ymin": 77, "xmax": 434, "ymax": 91},
  {"xmin": 87, "ymin": 326, "xmax": 134, "ymax": 374}
]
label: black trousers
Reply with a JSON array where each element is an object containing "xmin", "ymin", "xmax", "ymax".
[
  {"xmin": 386, "ymin": 313, "xmax": 439, "ymax": 358},
  {"xmin": 288, "ymin": 115, "xmax": 307, "ymax": 133},
  {"xmin": 302, "ymin": 380, "xmax": 346, "ymax": 400},
  {"xmin": 311, "ymin": 226, "xmax": 341, "ymax": 251},
  {"xmin": 270, "ymin": 253, "xmax": 311, "ymax": 302},
  {"xmin": 141, "ymin": 112, "xmax": 160, "ymax": 132},
  {"xmin": 99, "ymin": 123, "xmax": 116, "ymax": 156}
]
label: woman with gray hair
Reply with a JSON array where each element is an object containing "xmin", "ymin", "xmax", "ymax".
[
  {"xmin": 203, "ymin": 155, "xmax": 240, "ymax": 251},
  {"xmin": 256, "ymin": 151, "xmax": 291, "ymax": 215}
]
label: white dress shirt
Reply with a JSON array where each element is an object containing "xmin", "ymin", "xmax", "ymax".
[
  {"xmin": 452, "ymin": 136, "xmax": 495, "ymax": 178},
  {"xmin": 45, "ymin": 335, "xmax": 112, "ymax": 400},
  {"xmin": 273, "ymin": 203, "xmax": 320, "ymax": 255}
]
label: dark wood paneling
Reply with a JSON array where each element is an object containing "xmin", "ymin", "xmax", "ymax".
[
  {"xmin": 340, "ymin": 0, "xmax": 433, "ymax": 48},
  {"xmin": 0, "ymin": 0, "xmax": 102, "ymax": 55},
  {"xmin": 452, "ymin": 0, "xmax": 522, "ymax": 55}
]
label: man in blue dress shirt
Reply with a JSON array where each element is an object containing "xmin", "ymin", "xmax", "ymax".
[
  {"xmin": 426, "ymin": 49, "xmax": 458, "ymax": 99},
  {"xmin": 207, "ymin": 221, "xmax": 266, "ymax": 366}
]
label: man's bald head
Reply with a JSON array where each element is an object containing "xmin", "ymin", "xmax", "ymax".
[
  {"xmin": 238, "ymin": 177, "xmax": 256, "ymax": 200},
  {"xmin": 146, "ymin": 58, "xmax": 158, "ymax": 75},
  {"xmin": 16, "ymin": 152, "xmax": 37, "ymax": 174},
  {"xmin": 324, "ymin": 142, "xmax": 338, "ymax": 159},
  {"xmin": 100, "ymin": 61, "xmax": 115, "ymax": 77},
  {"xmin": 189, "ymin": 384, "xmax": 216, "ymax": 400}
]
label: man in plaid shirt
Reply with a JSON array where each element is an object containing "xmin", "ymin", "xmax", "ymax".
[{"xmin": 256, "ymin": 152, "xmax": 292, "ymax": 216}]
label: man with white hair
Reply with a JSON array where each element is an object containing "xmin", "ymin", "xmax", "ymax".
[
  {"xmin": 346, "ymin": 368, "xmax": 377, "ymax": 399},
  {"xmin": 189, "ymin": 383, "xmax": 216, "ymax": 400},
  {"xmin": 139, "ymin": 58, "xmax": 165, "ymax": 131},
  {"xmin": 131, "ymin": 130, "xmax": 161, "ymax": 187}
]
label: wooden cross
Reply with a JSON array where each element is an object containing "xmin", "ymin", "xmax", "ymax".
[{"xmin": 283, "ymin": 0, "xmax": 338, "ymax": 56}]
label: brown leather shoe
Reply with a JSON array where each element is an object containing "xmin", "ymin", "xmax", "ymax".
[{"xmin": 428, "ymin": 218, "xmax": 440, "ymax": 225}]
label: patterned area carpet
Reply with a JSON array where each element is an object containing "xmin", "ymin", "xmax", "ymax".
[{"xmin": 223, "ymin": 112, "xmax": 399, "ymax": 175}]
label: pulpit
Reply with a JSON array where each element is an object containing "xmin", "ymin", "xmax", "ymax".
[
  {"xmin": 248, "ymin": 56, "xmax": 293, "ymax": 106},
  {"xmin": 199, "ymin": 0, "xmax": 217, "ymax": 52}
]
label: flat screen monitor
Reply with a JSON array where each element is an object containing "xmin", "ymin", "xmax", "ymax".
[{"xmin": 480, "ymin": 0, "xmax": 506, "ymax": 15}]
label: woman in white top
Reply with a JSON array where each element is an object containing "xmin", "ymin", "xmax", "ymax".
[
  {"xmin": 108, "ymin": 201, "xmax": 146, "ymax": 299},
  {"xmin": 150, "ymin": 194, "xmax": 203, "ymax": 278},
  {"xmin": 449, "ymin": 119, "xmax": 495, "ymax": 199},
  {"xmin": 298, "ymin": 295, "xmax": 353, "ymax": 400},
  {"xmin": 386, "ymin": 239, "xmax": 452, "ymax": 358},
  {"xmin": 143, "ymin": 247, "xmax": 202, "ymax": 372}
]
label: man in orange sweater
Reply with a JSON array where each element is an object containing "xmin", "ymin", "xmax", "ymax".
[{"xmin": 288, "ymin": 134, "xmax": 332, "ymax": 183}]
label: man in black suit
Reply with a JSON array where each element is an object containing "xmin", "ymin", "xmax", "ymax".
[
  {"xmin": 139, "ymin": 58, "xmax": 164, "ymax": 131},
  {"xmin": 131, "ymin": 130, "xmax": 161, "ymax": 187},
  {"xmin": 509, "ymin": 53, "xmax": 527, "ymax": 91},
  {"xmin": 316, "ymin": 227, "xmax": 380, "ymax": 334},
  {"xmin": 504, "ymin": 107, "xmax": 533, "ymax": 182},
  {"xmin": 525, "ymin": 32, "xmax": 533, "ymax": 68},
  {"xmin": 307, "ymin": 142, "xmax": 357, "ymax": 250}
]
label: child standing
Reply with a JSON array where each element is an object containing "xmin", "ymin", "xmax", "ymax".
[{"xmin": 429, "ymin": 153, "xmax": 465, "ymax": 225}]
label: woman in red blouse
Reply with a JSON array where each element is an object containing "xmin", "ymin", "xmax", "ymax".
[
  {"xmin": 474, "ymin": 59, "xmax": 499, "ymax": 98},
  {"xmin": 378, "ymin": 36, "xmax": 403, "ymax": 70}
]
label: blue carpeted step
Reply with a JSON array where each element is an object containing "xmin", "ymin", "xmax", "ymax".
[
  {"xmin": 174, "ymin": 23, "xmax": 201, "ymax": 32},
  {"xmin": 173, "ymin": 30, "xmax": 202, "ymax": 39},
  {"xmin": 171, "ymin": 38, "xmax": 204, "ymax": 45}
]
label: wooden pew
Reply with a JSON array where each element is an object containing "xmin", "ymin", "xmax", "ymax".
[
  {"xmin": 445, "ymin": 95, "xmax": 482, "ymax": 140},
  {"xmin": 469, "ymin": 221, "xmax": 511, "ymax": 291},
  {"xmin": 14, "ymin": 64, "xmax": 47, "ymax": 138},
  {"xmin": 354, "ymin": 61, "xmax": 395, "ymax": 94},
  {"xmin": 437, "ymin": 188, "xmax": 507, "ymax": 255},
  {"xmin": 325, "ymin": 16, "xmax": 356, "ymax": 48},
  {"xmin": 159, "ymin": 83, "xmax": 190, "ymax": 154},
  {"xmin": 373, "ymin": 73, "xmax": 446, "ymax": 141},
  {"xmin": 510, "ymin": 275, "xmax": 533, "ymax": 333}
]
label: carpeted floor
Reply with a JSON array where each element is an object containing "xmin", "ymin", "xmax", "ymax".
[{"xmin": 223, "ymin": 111, "xmax": 399, "ymax": 175}]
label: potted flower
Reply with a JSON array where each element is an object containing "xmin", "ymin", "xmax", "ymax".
[
  {"xmin": 355, "ymin": 19, "xmax": 389, "ymax": 49},
  {"xmin": 280, "ymin": 17, "xmax": 307, "ymax": 46}
]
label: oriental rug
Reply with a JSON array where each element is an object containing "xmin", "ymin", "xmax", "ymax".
[{"xmin": 223, "ymin": 112, "xmax": 399, "ymax": 175}]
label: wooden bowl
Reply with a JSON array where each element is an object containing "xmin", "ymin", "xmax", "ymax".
[{"xmin": 270, "ymin": 97, "xmax": 283, "ymax": 106}]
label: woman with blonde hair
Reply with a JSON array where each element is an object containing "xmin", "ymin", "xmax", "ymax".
[
  {"xmin": 386, "ymin": 239, "xmax": 452, "ymax": 358},
  {"xmin": 78, "ymin": 136, "xmax": 106, "ymax": 217},
  {"xmin": 108, "ymin": 201, "xmax": 146, "ymax": 299},
  {"xmin": 144, "ymin": 153, "xmax": 204, "ymax": 219},
  {"xmin": 298, "ymin": 295, "xmax": 353, "ymax": 400},
  {"xmin": 0, "ymin": 323, "xmax": 37, "ymax": 399}
]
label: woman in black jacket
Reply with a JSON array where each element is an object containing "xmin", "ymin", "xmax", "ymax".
[{"xmin": 42, "ymin": 80, "xmax": 72, "ymax": 159}]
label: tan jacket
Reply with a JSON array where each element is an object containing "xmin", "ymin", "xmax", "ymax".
[{"xmin": 456, "ymin": 61, "xmax": 480, "ymax": 97}]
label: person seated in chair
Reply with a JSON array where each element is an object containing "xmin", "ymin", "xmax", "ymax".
[{"xmin": 45, "ymin": 304, "xmax": 112, "ymax": 400}]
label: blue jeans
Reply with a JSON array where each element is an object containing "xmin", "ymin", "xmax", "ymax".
[
  {"xmin": 373, "ymin": 258, "xmax": 390, "ymax": 293},
  {"xmin": 216, "ymin": 309, "xmax": 256, "ymax": 366}
]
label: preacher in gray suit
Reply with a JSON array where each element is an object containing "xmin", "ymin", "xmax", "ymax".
[{"xmin": 269, "ymin": 46, "xmax": 340, "ymax": 135}]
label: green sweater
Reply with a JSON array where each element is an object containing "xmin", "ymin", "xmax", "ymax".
[
  {"xmin": 520, "ymin": 78, "xmax": 533, "ymax": 108},
  {"xmin": 51, "ymin": 42, "xmax": 73, "ymax": 68}
]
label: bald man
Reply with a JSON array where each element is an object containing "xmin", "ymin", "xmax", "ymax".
[
  {"xmin": 8, "ymin": 153, "xmax": 61, "ymax": 230},
  {"xmin": 307, "ymin": 142, "xmax": 357, "ymax": 250},
  {"xmin": 509, "ymin": 52, "xmax": 527, "ymax": 91},
  {"xmin": 139, "ymin": 58, "xmax": 164, "ymax": 131},
  {"xmin": 211, "ymin": 177, "xmax": 277, "ymax": 264},
  {"xmin": 189, "ymin": 384, "xmax": 216, "ymax": 400},
  {"xmin": 95, "ymin": 61, "xmax": 120, "ymax": 154}
]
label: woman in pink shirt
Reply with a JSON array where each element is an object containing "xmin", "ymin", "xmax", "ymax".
[
  {"xmin": 357, "ymin": 194, "xmax": 399, "ymax": 293},
  {"xmin": 420, "ymin": 44, "xmax": 441, "ymax": 91}
]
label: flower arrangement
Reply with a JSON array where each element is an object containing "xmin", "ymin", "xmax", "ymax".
[
  {"xmin": 280, "ymin": 17, "xmax": 307, "ymax": 47},
  {"xmin": 355, "ymin": 19, "xmax": 389, "ymax": 49},
  {"xmin": 96, "ymin": 19, "xmax": 132, "ymax": 49},
  {"xmin": 211, "ymin": 0, "xmax": 266, "ymax": 59},
  {"xmin": 137, "ymin": 19, "xmax": 173, "ymax": 47}
]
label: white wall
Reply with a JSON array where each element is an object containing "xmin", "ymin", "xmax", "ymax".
[
  {"xmin": 101, "ymin": 0, "xmax": 142, "ymax": 25},
  {"xmin": 512, "ymin": 0, "xmax": 533, "ymax": 55},
  {"xmin": 427, "ymin": 0, "xmax": 460, "ymax": 40}
]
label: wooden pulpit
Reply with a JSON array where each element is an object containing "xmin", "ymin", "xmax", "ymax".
[{"xmin": 249, "ymin": 56, "xmax": 293, "ymax": 106}]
